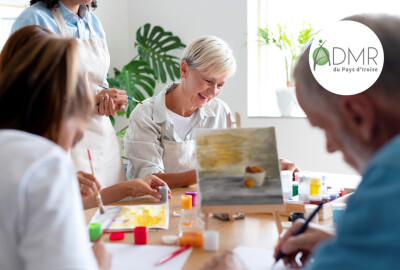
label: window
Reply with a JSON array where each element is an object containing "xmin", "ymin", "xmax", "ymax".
[
  {"xmin": 248, "ymin": 0, "xmax": 400, "ymax": 117},
  {"xmin": 0, "ymin": 3, "xmax": 26, "ymax": 51}
]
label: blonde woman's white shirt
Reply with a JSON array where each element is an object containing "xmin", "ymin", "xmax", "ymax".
[
  {"xmin": 0, "ymin": 130, "xmax": 98, "ymax": 270},
  {"xmin": 166, "ymin": 109, "xmax": 197, "ymax": 140},
  {"xmin": 124, "ymin": 83, "xmax": 233, "ymax": 179}
]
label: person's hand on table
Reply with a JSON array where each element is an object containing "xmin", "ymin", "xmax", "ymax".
[
  {"xmin": 77, "ymin": 171, "xmax": 101, "ymax": 200},
  {"xmin": 127, "ymin": 175, "xmax": 172, "ymax": 199},
  {"xmin": 279, "ymin": 158, "xmax": 300, "ymax": 175},
  {"xmin": 274, "ymin": 219, "xmax": 335, "ymax": 269},
  {"xmin": 92, "ymin": 240, "xmax": 112, "ymax": 270},
  {"xmin": 201, "ymin": 250, "xmax": 248, "ymax": 270}
]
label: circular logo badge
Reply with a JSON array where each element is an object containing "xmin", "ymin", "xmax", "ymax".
[{"xmin": 309, "ymin": 21, "xmax": 384, "ymax": 95}]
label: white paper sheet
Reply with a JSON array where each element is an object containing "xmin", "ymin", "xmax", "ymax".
[
  {"xmin": 105, "ymin": 243, "xmax": 192, "ymax": 270},
  {"xmin": 233, "ymin": 246, "xmax": 291, "ymax": 270}
]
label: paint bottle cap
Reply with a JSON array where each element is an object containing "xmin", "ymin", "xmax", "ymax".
[
  {"xmin": 288, "ymin": 212, "xmax": 305, "ymax": 222},
  {"xmin": 181, "ymin": 195, "xmax": 192, "ymax": 209},
  {"xmin": 134, "ymin": 226, "xmax": 147, "ymax": 245},
  {"xmin": 185, "ymin": 191, "xmax": 198, "ymax": 207},
  {"xmin": 162, "ymin": 235, "xmax": 178, "ymax": 245},
  {"xmin": 159, "ymin": 186, "xmax": 168, "ymax": 203},
  {"xmin": 109, "ymin": 232, "xmax": 125, "ymax": 241},
  {"xmin": 89, "ymin": 222, "xmax": 102, "ymax": 242}
]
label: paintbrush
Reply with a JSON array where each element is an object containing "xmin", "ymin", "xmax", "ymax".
[
  {"xmin": 273, "ymin": 202, "xmax": 324, "ymax": 266},
  {"xmin": 98, "ymin": 84, "xmax": 143, "ymax": 104},
  {"xmin": 87, "ymin": 149, "xmax": 105, "ymax": 214}
]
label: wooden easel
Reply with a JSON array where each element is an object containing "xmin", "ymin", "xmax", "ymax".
[
  {"xmin": 202, "ymin": 204, "xmax": 285, "ymax": 233},
  {"xmin": 200, "ymin": 114, "xmax": 285, "ymax": 234},
  {"xmin": 227, "ymin": 112, "xmax": 241, "ymax": 129}
]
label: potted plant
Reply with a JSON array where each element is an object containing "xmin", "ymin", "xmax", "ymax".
[
  {"xmin": 258, "ymin": 23, "xmax": 315, "ymax": 116},
  {"xmin": 107, "ymin": 23, "xmax": 186, "ymax": 138}
]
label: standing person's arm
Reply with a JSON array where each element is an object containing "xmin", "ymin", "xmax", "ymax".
[{"xmin": 154, "ymin": 170, "xmax": 197, "ymax": 188}]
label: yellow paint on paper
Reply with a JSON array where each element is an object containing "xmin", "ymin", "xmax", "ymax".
[{"xmin": 110, "ymin": 205, "xmax": 167, "ymax": 229}]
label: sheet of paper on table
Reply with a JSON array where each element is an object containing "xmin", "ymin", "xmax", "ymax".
[
  {"xmin": 105, "ymin": 243, "xmax": 192, "ymax": 270},
  {"xmin": 90, "ymin": 204, "xmax": 169, "ymax": 231},
  {"xmin": 233, "ymin": 246, "xmax": 291, "ymax": 270}
]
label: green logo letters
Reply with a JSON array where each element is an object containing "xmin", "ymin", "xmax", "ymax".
[{"xmin": 313, "ymin": 40, "xmax": 330, "ymax": 70}]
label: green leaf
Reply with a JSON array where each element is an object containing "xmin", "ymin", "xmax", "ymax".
[
  {"xmin": 112, "ymin": 60, "xmax": 156, "ymax": 118},
  {"xmin": 107, "ymin": 77, "xmax": 120, "ymax": 89},
  {"xmin": 113, "ymin": 68, "xmax": 121, "ymax": 76},
  {"xmin": 135, "ymin": 23, "xmax": 186, "ymax": 83},
  {"xmin": 116, "ymin": 125, "xmax": 128, "ymax": 138},
  {"xmin": 116, "ymin": 110, "xmax": 126, "ymax": 116},
  {"xmin": 126, "ymin": 100, "xmax": 135, "ymax": 117},
  {"xmin": 109, "ymin": 115, "xmax": 115, "ymax": 126}
]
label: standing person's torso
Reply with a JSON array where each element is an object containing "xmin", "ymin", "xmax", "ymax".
[
  {"xmin": 0, "ymin": 130, "xmax": 98, "ymax": 270},
  {"xmin": 11, "ymin": 2, "xmax": 126, "ymax": 187}
]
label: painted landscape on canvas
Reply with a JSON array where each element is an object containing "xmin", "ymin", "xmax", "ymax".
[{"xmin": 196, "ymin": 127, "xmax": 283, "ymax": 206}]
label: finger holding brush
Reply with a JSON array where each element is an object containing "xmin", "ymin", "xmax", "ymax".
[
  {"xmin": 87, "ymin": 149, "xmax": 106, "ymax": 214},
  {"xmin": 77, "ymin": 171, "xmax": 102, "ymax": 200}
]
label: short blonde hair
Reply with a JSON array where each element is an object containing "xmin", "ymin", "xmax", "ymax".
[{"xmin": 182, "ymin": 36, "xmax": 236, "ymax": 78}]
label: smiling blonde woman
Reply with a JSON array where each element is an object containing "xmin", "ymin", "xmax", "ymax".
[{"xmin": 124, "ymin": 36, "xmax": 236, "ymax": 188}]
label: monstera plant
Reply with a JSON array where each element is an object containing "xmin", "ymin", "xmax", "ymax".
[{"xmin": 108, "ymin": 23, "xmax": 186, "ymax": 136}]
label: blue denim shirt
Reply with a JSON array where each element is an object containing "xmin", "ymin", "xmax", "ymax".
[
  {"xmin": 11, "ymin": 1, "xmax": 105, "ymax": 40},
  {"xmin": 307, "ymin": 133, "xmax": 400, "ymax": 269}
]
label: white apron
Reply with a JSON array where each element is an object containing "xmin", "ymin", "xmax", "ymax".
[
  {"xmin": 160, "ymin": 122, "xmax": 197, "ymax": 173},
  {"xmin": 51, "ymin": 8, "xmax": 126, "ymax": 187}
]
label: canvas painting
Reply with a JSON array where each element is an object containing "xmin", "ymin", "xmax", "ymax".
[{"xmin": 195, "ymin": 127, "xmax": 283, "ymax": 206}]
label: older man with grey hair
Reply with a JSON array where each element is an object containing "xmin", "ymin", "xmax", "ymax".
[
  {"xmin": 204, "ymin": 13, "xmax": 400, "ymax": 270},
  {"xmin": 273, "ymin": 13, "xmax": 400, "ymax": 269}
]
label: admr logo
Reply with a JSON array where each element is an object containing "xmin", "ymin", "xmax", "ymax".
[
  {"xmin": 309, "ymin": 21, "xmax": 384, "ymax": 96},
  {"xmin": 312, "ymin": 40, "xmax": 330, "ymax": 70}
]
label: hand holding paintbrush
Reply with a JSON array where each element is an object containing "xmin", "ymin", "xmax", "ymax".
[
  {"xmin": 273, "ymin": 203, "xmax": 331, "ymax": 268},
  {"xmin": 87, "ymin": 149, "xmax": 105, "ymax": 214}
]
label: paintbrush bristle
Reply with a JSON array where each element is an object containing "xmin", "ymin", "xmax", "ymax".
[{"xmin": 96, "ymin": 192, "xmax": 105, "ymax": 215}]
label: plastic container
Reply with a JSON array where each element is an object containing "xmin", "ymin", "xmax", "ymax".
[
  {"xmin": 309, "ymin": 174, "xmax": 322, "ymax": 195},
  {"xmin": 332, "ymin": 203, "xmax": 346, "ymax": 225},
  {"xmin": 292, "ymin": 181, "xmax": 299, "ymax": 197},
  {"xmin": 179, "ymin": 209, "xmax": 204, "ymax": 247},
  {"xmin": 298, "ymin": 174, "xmax": 310, "ymax": 202},
  {"xmin": 203, "ymin": 230, "xmax": 219, "ymax": 251},
  {"xmin": 281, "ymin": 170, "xmax": 293, "ymax": 200}
]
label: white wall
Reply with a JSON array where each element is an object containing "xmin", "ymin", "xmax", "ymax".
[{"xmin": 94, "ymin": 0, "xmax": 356, "ymax": 175}]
